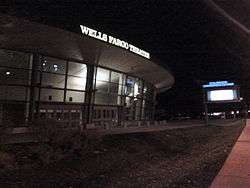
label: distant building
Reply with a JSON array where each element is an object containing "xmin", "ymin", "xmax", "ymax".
[{"xmin": 0, "ymin": 14, "xmax": 174, "ymax": 128}]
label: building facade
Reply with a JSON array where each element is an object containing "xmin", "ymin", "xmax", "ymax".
[{"xmin": 0, "ymin": 14, "xmax": 174, "ymax": 128}]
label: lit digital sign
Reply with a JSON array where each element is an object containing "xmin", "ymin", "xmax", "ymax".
[
  {"xmin": 80, "ymin": 25, "xmax": 150, "ymax": 59},
  {"xmin": 202, "ymin": 81, "xmax": 234, "ymax": 88},
  {"xmin": 203, "ymin": 81, "xmax": 240, "ymax": 103},
  {"xmin": 207, "ymin": 89, "xmax": 237, "ymax": 101}
]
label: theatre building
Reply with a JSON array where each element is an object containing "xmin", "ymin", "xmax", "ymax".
[{"xmin": 0, "ymin": 14, "xmax": 174, "ymax": 128}]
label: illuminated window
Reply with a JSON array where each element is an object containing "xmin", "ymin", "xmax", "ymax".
[
  {"xmin": 66, "ymin": 91, "xmax": 85, "ymax": 103},
  {"xmin": 40, "ymin": 89, "xmax": 64, "ymax": 102},
  {"xmin": 67, "ymin": 76, "xmax": 86, "ymax": 90},
  {"xmin": 96, "ymin": 80, "xmax": 109, "ymax": 93},
  {"xmin": 41, "ymin": 73, "xmax": 65, "ymax": 88},
  {"xmin": 111, "ymin": 71, "xmax": 124, "ymax": 84},
  {"xmin": 96, "ymin": 67, "xmax": 109, "ymax": 81},
  {"xmin": 67, "ymin": 62, "xmax": 87, "ymax": 91},
  {"xmin": 94, "ymin": 67, "xmax": 125, "ymax": 105},
  {"xmin": 68, "ymin": 62, "xmax": 87, "ymax": 77}
]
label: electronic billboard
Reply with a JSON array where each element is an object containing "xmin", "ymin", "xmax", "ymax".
[
  {"xmin": 203, "ymin": 81, "xmax": 240, "ymax": 103},
  {"xmin": 207, "ymin": 89, "xmax": 238, "ymax": 102}
]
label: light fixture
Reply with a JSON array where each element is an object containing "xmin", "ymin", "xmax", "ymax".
[{"xmin": 53, "ymin": 64, "xmax": 58, "ymax": 71}]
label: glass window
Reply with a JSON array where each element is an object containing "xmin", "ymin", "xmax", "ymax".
[
  {"xmin": 118, "ymin": 84, "xmax": 124, "ymax": 95},
  {"xmin": 41, "ymin": 73, "xmax": 65, "ymax": 88},
  {"xmin": 134, "ymin": 79, "xmax": 143, "ymax": 98},
  {"xmin": 40, "ymin": 89, "xmax": 64, "ymax": 102},
  {"xmin": 67, "ymin": 76, "xmax": 86, "ymax": 90},
  {"xmin": 94, "ymin": 68, "xmax": 137, "ymax": 105},
  {"xmin": 111, "ymin": 72, "xmax": 119, "ymax": 83},
  {"xmin": 96, "ymin": 67, "xmax": 110, "ymax": 81},
  {"xmin": 66, "ymin": 91, "xmax": 85, "ymax": 103},
  {"xmin": 109, "ymin": 83, "xmax": 124, "ymax": 95},
  {"xmin": 110, "ymin": 83, "xmax": 119, "ymax": 94},
  {"xmin": 125, "ymin": 97, "xmax": 134, "ymax": 107},
  {"xmin": 0, "ymin": 49, "xmax": 30, "ymax": 69},
  {"xmin": 111, "ymin": 71, "xmax": 124, "ymax": 84},
  {"xmin": 94, "ymin": 92, "xmax": 119, "ymax": 105},
  {"xmin": 126, "ymin": 77, "xmax": 135, "ymax": 86},
  {"xmin": 134, "ymin": 81, "xmax": 140, "ymax": 97},
  {"xmin": 95, "ymin": 92, "xmax": 109, "ymax": 104},
  {"xmin": 96, "ymin": 81, "xmax": 109, "ymax": 93},
  {"xmin": 0, "ymin": 86, "xmax": 29, "ymax": 101},
  {"xmin": 126, "ymin": 77, "xmax": 136, "ymax": 97},
  {"xmin": 110, "ymin": 94, "xmax": 120, "ymax": 105},
  {"xmin": 68, "ymin": 62, "xmax": 87, "ymax": 77},
  {"xmin": 41, "ymin": 56, "xmax": 66, "ymax": 74},
  {"xmin": 138, "ymin": 80, "xmax": 144, "ymax": 95},
  {"xmin": 0, "ymin": 68, "xmax": 30, "ymax": 85},
  {"xmin": 126, "ymin": 86, "xmax": 134, "ymax": 97},
  {"xmin": 96, "ymin": 80, "xmax": 123, "ymax": 95},
  {"xmin": 67, "ymin": 62, "xmax": 87, "ymax": 91}
]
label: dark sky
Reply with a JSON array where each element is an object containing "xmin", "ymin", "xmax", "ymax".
[{"xmin": 1, "ymin": 0, "xmax": 249, "ymax": 115}]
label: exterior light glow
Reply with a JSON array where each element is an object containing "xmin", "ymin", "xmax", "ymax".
[
  {"xmin": 53, "ymin": 64, "xmax": 58, "ymax": 71},
  {"xmin": 5, "ymin": 71, "xmax": 10, "ymax": 75},
  {"xmin": 212, "ymin": 112, "xmax": 222, "ymax": 116}
]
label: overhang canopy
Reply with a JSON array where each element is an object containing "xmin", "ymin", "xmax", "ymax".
[{"xmin": 0, "ymin": 14, "xmax": 174, "ymax": 93}]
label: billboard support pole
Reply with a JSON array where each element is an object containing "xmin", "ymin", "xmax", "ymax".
[
  {"xmin": 204, "ymin": 102, "xmax": 208, "ymax": 125},
  {"xmin": 203, "ymin": 90, "xmax": 208, "ymax": 125}
]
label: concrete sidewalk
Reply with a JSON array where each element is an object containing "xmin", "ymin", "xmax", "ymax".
[
  {"xmin": 210, "ymin": 119, "xmax": 250, "ymax": 188},
  {"xmin": 85, "ymin": 122, "xmax": 204, "ymax": 137},
  {"xmin": 90, "ymin": 119, "xmax": 243, "ymax": 136}
]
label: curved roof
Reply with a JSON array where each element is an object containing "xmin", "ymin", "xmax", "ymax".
[{"xmin": 0, "ymin": 14, "xmax": 174, "ymax": 93}]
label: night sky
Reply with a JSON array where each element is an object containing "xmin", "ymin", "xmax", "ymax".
[{"xmin": 1, "ymin": 0, "xmax": 249, "ymax": 116}]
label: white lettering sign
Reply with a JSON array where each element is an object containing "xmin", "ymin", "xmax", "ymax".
[{"xmin": 80, "ymin": 25, "xmax": 150, "ymax": 59}]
